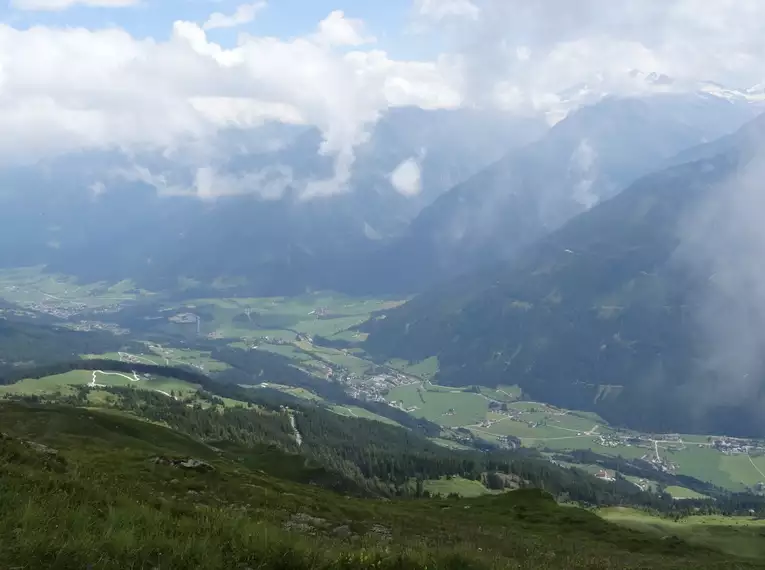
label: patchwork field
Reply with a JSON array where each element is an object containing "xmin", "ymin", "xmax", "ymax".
[
  {"xmin": 379, "ymin": 383, "xmax": 765, "ymax": 493},
  {"xmin": 83, "ymin": 347, "xmax": 230, "ymax": 375},
  {"xmin": 0, "ymin": 266, "xmax": 152, "ymax": 308},
  {"xmin": 386, "ymin": 383, "xmax": 488, "ymax": 427},
  {"xmin": 162, "ymin": 293, "xmax": 406, "ymax": 343}
]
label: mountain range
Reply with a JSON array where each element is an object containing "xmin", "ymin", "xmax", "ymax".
[
  {"xmin": 0, "ymin": 107, "xmax": 544, "ymax": 293},
  {"xmin": 350, "ymin": 92, "xmax": 762, "ymax": 293},
  {"xmin": 1, "ymin": 78, "xmax": 763, "ymax": 296}
]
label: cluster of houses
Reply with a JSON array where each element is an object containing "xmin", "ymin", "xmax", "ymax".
[
  {"xmin": 712, "ymin": 437, "xmax": 765, "ymax": 455},
  {"xmin": 595, "ymin": 469, "xmax": 616, "ymax": 482},
  {"xmin": 63, "ymin": 320, "xmax": 129, "ymax": 335}
]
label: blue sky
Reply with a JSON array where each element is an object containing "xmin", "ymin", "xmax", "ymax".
[{"xmin": 1, "ymin": 0, "xmax": 437, "ymax": 58}]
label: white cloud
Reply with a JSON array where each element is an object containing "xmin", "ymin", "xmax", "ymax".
[
  {"xmin": 390, "ymin": 157, "xmax": 422, "ymax": 197},
  {"xmin": 568, "ymin": 139, "xmax": 600, "ymax": 208},
  {"xmin": 112, "ymin": 163, "xmax": 295, "ymax": 200},
  {"xmin": 437, "ymin": 0, "xmax": 765, "ymax": 112},
  {"xmin": 4, "ymin": 0, "xmax": 765, "ymax": 200},
  {"xmin": 0, "ymin": 15, "xmax": 461, "ymax": 198},
  {"xmin": 11, "ymin": 0, "xmax": 138, "ymax": 10},
  {"xmin": 415, "ymin": 0, "xmax": 480, "ymax": 20},
  {"xmin": 203, "ymin": 2, "xmax": 267, "ymax": 31},
  {"xmin": 194, "ymin": 165, "xmax": 293, "ymax": 200},
  {"xmin": 314, "ymin": 10, "xmax": 375, "ymax": 47}
]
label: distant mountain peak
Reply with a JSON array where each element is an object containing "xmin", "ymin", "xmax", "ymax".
[{"xmin": 549, "ymin": 72, "xmax": 765, "ymax": 126}]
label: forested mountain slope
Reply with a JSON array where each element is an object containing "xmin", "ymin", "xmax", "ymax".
[
  {"xmin": 364, "ymin": 113, "xmax": 765, "ymax": 437},
  {"xmin": 349, "ymin": 94, "xmax": 759, "ymax": 293}
]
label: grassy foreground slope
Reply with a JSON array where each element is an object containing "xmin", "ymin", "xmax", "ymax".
[
  {"xmin": 600, "ymin": 507, "xmax": 765, "ymax": 560},
  {"xmin": 0, "ymin": 402, "xmax": 760, "ymax": 570}
]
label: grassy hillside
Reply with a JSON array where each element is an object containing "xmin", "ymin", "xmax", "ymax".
[
  {"xmin": 0, "ymin": 401, "xmax": 760, "ymax": 570},
  {"xmin": 600, "ymin": 507, "xmax": 765, "ymax": 560}
]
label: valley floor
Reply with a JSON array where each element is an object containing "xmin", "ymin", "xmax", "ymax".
[{"xmin": 2, "ymin": 268, "xmax": 765, "ymax": 497}]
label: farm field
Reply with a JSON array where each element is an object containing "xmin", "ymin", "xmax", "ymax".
[
  {"xmin": 256, "ymin": 344, "xmax": 314, "ymax": 361},
  {"xmin": 0, "ymin": 369, "xmax": 200, "ymax": 399},
  {"xmin": 147, "ymin": 346, "xmax": 231, "ymax": 373},
  {"xmin": 479, "ymin": 385, "xmax": 522, "ymax": 402},
  {"xmin": 386, "ymin": 383, "xmax": 488, "ymax": 427},
  {"xmin": 84, "ymin": 347, "xmax": 230, "ymax": 375},
  {"xmin": 329, "ymin": 405, "xmax": 402, "ymax": 426},
  {"xmin": 430, "ymin": 437, "xmax": 473, "ymax": 451},
  {"xmin": 0, "ymin": 266, "xmax": 153, "ymax": 308},
  {"xmin": 422, "ymin": 476, "xmax": 494, "ymax": 498},
  {"xmin": 164, "ymin": 293, "xmax": 405, "ymax": 343},
  {"xmin": 663, "ymin": 447, "xmax": 747, "ymax": 491},
  {"xmin": 295, "ymin": 343, "xmax": 373, "ymax": 376},
  {"xmin": 380, "ymin": 385, "xmax": 765, "ymax": 492},
  {"xmin": 385, "ymin": 357, "xmax": 440, "ymax": 380},
  {"xmin": 244, "ymin": 384, "xmax": 326, "ymax": 403},
  {"xmin": 665, "ymin": 486, "xmax": 709, "ymax": 500},
  {"xmin": 719, "ymin": 453, "xmax": 765, "ymax": 488}
]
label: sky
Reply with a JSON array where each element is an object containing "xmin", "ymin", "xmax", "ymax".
[{"xmin": 1, "ymin": 0, "xmax": 764, "ymax": 194}]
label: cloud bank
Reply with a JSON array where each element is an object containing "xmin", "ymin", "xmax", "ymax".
[
  {"xmin": 11, "ymin": 0, "xmax": 137, "ymax": 10},
  {"xmin": 2, "ymin": 0, "xmax": 765, "ymax": 198}
]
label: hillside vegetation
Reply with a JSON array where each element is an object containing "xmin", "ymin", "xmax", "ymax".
[{"xmin": 1, "ymin": 401, "xmax": 761, "ymax": 570}]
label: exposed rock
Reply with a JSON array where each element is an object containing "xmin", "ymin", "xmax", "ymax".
[
  {"xmin": 332, "ymin": 525, "xmax": 352, "ymax": 539},
  {"xmin": 283, "ymin": 521, "xmax": 315, "ymax": 534},
  {"xmin": 282, "ymin": 512, "xmax": 330, "ymax": 535},
  {"xmin": 179, "ymin": 458, "xmax": 214, "ymax": 471},
  {"xmin": 290, "ymin": 513, "xmax": 328, "ymax": 527},
  {"xmin": 368, "ymin": 524, "xmax": 392, "ymax": 542},
  {"xmin": 150, "ymin": 456, "xmax": 214, "ymax": 472},
  {"xmin": 25, "ymin": 441, "xmax": 59, "ymax": 456}
]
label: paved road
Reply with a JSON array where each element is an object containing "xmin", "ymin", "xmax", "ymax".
[{"xmin": 747, "ymin": 452, "xmax": 765, "ymax": 480}]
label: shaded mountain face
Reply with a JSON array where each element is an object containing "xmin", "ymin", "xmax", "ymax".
[
  {"xmin": 363, "ymin": 114, "xmax": 765, "ymax": 437},
  {"xmin": 0, "ymin": 107, "xmax": 544, "ymax": 294},
  {"xmin": 351, "ymin": 94, "xmax": 761, "ymax": 294}
]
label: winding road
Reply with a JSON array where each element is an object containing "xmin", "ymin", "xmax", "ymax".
[
  {"xmin": 747, "ymin": 452, "xmax": 765, "ymax": 480},
  {"xmin": 88, "ymin": 369, "xmax": 177, "ymax": 400}
]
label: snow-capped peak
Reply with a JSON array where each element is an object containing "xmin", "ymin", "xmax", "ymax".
[
  {"xmin": 543, "ymin": 71, "xmax": 765, "ymax": 126},
  {"xmin": 698, "ymin": 81, "xmax": 765, "ymax": 103}
]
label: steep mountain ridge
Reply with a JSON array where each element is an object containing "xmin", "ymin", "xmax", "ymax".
[
  {"xmin": 363, "ymin": 113, "xmax": 765, "ymax": 436},
  {"xmin": 350, "ymin": 93, "xmax": 760, "ymax": 293}
]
